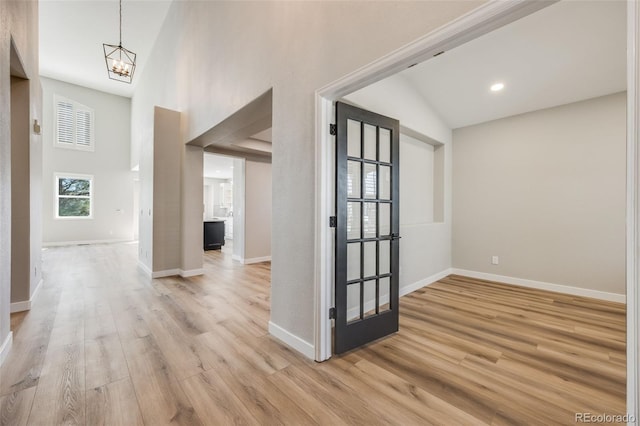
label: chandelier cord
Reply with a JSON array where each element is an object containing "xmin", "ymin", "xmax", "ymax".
[{"xmin": 119, "ymin": 0, "xmax": 122, "ymax": 46}]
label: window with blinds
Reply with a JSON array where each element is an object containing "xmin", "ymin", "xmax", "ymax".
[{"xmin": 54, "ymin": 95, "xmax": 94, "ymax": 151}]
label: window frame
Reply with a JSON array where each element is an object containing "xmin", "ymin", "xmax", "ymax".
[
  {"xmin": 54, "ymin": 94, "xmax": 95, "ymax": 152},
  {"xmin": 54, "ymin": 173, "xmax": 94, "ymax": 220}
]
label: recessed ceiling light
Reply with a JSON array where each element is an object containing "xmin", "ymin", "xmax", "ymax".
[
  {"xmin": 490, "ymin": 82, "xmax": 505, "ymax": 92},
  {"xmin": 216, "ymin": 170, "xmax": 221, "ymax": 173}
]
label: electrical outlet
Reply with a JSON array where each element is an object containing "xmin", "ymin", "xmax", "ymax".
[{"xmin": 491, "ymin": 256, "xmax": 499, "ymax": 265}]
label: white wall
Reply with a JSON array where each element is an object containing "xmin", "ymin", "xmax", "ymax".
[
  {"xmin": 452, "ymin": 92, "xmax": 626, "ymax": 296},
  {"xmin": 345, "ymin": 73, "xmax": 453, "ymax": 293},
  {"xmin": 130, "ymin": 0, "xmax": 481, "ymax": 348},
  {"xmin": 41, "ymin": 77, "xmax": 133, "ymax": 245},
  {"xmin": 245, "ymin": 160, "xmax": 272, "ymax": 262}
]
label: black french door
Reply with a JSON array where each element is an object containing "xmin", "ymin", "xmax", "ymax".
[{"xmin": 334, "ymin": 101, "xmax": 400, "ymax": 354}]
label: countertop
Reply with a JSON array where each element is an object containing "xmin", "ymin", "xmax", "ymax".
[{"xmin": 204, "ymin": 217, "xmax": 228, "ymax": 223}]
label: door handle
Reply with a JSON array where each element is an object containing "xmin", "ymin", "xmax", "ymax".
[{"xmin": 391, "ymin": 233, "xmax": 402, "ymax": 240}]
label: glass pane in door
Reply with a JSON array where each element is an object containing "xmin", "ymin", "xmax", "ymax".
[
  {"xmin": 364, "ymin": 241, "xmax": 376, "ymax": 278},
  {"xmin": 379, "ymin": 128, "xmax": 391, "ymax": 163},
  {"xmin": 347, "ymin": 243, "xmax": 361, "ymax": 281},
  {"xmin": 347, "ymin": 283, "xmax": 360, "ymax": 322},
  {"xmin": 347, "ymin": 161, "xmax": 361, "ymax": 198},
  {"xmin": 364, "ymin": 124, "xmax": 377, "ymax": 160},
  {"xmin": 364, "ymin": 163, "xmax": 377, "ymax": 199},
  {"xmin": 379, "ymin": 277, "xmax": 390, "ymax": 312},
  {"xmin": 347, "ymin": 119, "xmax": 361, "ymax": 158},
  {"xmin": 363, "ymin": 280, "xmax": 377, "ymax": 318},
  {"xmin": 347, "ymin": 202, "xmax": 361, "ymax": 240},
  {"xmin": 380, "ymin": 165, "xmax": 391, "ymax": 200},
  {"xmin": 379, "ymin": 203, "xmax": 391, "ymax": 236},
  {"xmin": 363, "ymin": 203, "xmax": 377, "ymax": 238},
  {"xmin": 379, "ymin": 240, "xmax": 390, "ymax": 275}
]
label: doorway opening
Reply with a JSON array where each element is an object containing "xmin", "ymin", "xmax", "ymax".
[
  {"xmin": 316, "ymin": 1, "xmax": 633, "ymax": 413},
  {"xmin": 9, "ymin": 38, "xmax": 33, "ymax": 337},
  {"xmin": 189, "ymin": 89, "xmax": 274, "ymax": 332}
]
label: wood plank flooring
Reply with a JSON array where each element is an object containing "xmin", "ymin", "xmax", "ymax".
[{"xmin": 0, "ymin": 242, "xmax": 626, "ymax": 425}]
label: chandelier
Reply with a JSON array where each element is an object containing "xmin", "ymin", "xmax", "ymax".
[{"xmin": 102, "ymin": 0, "xmax": 136, "ymax": 84}]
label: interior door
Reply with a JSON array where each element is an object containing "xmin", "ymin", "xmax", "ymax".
[{"xmin": 334, "ymin": 101, "xmax": 400, "ymax": 354}]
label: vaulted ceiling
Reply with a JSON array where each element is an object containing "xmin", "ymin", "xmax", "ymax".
[
  {"xmin": 39, "ymin": 0, "xmax": 626, "ymax": 128},
  {"xmin": 39, "ymin": 0, "xmax": 172, "ymax": 97},
  {"xmin": 398, "ymin": 0, "xmax": 626, "ymax": 129}
]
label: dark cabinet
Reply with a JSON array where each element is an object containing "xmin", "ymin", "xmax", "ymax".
[{"xmin": 204, "ymin": 221, "xmax": 225, "ymax": 250}]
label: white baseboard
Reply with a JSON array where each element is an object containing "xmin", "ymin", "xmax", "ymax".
[
  {"xmin": 0, "ymin": 332, "xmax": 13, "ymax": 367},
  {"xmin": 399, "ymin": 268, "xmax": 453, "ymax": 297},
  {"xmin": 139, "ymin": 262, "xmax": 204, "ymax": 279},
  {"xmin": 10, "ymin": 301, "xmax": 30, "ymax": 313},
  {"xmin": 344, "ymin": 266, "xmax": 626, "ymax": 321},
  {"xmin": 232, "ymin": 254, "xmax": 242, "ymax": 262},
  {"xmin": 10, "ymin": 278, "xmax": 44, "ymax": 313},
  {"xmin": 43, "ymin": 238, "xmax": 132, "ymax": 247},
  {"xmin": 268, "ymin": 321, "xmax": 315, "ymax": 360},
  {"xmin": 179, "ymin": 268, "xmax": 204, "ymax": 278},
  {"xmin": 137, "ymin": 261, "xmax": 152, "ymax": 277},
  {"xmin": 151, "ymin": 269, "xmax": 180, "ymax": 279},
  {"xmin": 451, "ymin": 268, "xmax": 626, "ymax": 304},
  {"xmin": 346, "ymin": 269, "xmax": 452, "ymax": 321},
  {"xmin": 31, "ymin": 278, "xmax": 43, "ymax": 304},
  {"xmin": 242, "ymin": 256, "xmax": 271, "ymax": 265},
  {"xmin": 10, "ymin": 300, "xmax": 31, "ymax": 314}
]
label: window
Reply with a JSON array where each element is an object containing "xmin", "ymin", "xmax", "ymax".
[
  {"xmin": 55, "ymin": 95, "xmax": 94, "ymax": 151},
  {"xmin": 55, "ymin": 174, "xmax": 93, "ymax": 219}
]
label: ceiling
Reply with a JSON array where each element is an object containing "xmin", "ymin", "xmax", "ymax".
[
  {"xmin": 398, "ymin": 0, "xmax": 627, "ymax": 129},
  {"xmin": 39, "ymin": 1, "xmax": 626, "ymax": 124},
  {"xmin": 203, "ymin": 154, "xmax": 234, "ymax": 180},
  {"xmin": 39, "ymin": 0, "xmax": 172, "ymax": 98},
  {"xmin": 202, "ymin": 126, "xmax": 272, "ymax": 179},
  {"xmin": 191, "ymin": 89, "xmax": 273, "ymax": 160}
]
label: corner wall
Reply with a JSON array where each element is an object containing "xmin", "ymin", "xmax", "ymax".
[{"xmin": 452, "ymin": 92, "xmax": 626, "ymax": 297}]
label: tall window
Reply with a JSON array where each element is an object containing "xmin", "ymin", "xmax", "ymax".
[
  {"xmin": 55, "ymin": 95, "xmax": 94, "ymax": 151},
  {"xmin": 55, "ymin": 174, "xmax": 93, "ymax": 219}
]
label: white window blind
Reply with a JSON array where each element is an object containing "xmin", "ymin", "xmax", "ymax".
[
  {"xmin": 75, "ymin": 110, "xmax": 92, "ymax": 147},
  {"xmin": 54, "ymin": 95, "xmax": 95, "ymax": 151},
  {"xmin": 56, "ymin": 101, "xmax": 74, "ymax": 145}
]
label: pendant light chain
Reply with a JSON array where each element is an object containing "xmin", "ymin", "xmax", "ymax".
[{"xmin": 119, "ymin": 0, "xmax": 122, "ymax": 47}]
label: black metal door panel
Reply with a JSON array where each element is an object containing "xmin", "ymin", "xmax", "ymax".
[{"xmin": 334, "ymin": 101, "xmax": 400, "ymax": 354}]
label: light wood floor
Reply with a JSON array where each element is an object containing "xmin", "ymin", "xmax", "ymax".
[{"xmin": 0, "ymin": 243, "xmax": 626, "ymax": 425}]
